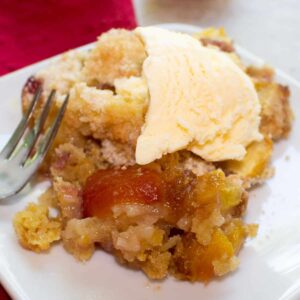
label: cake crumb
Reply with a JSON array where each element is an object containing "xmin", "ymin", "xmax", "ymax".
[{"xmin": 13, "ymin": 203, "xmax": 61, "ymax": 252}]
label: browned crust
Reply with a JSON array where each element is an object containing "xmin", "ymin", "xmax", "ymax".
[
  {"xmin": 247, "ymin": 66, "xmax": 274, "ymax": 82},
  {"xmin": 247, "ymin": 66, "xmax": 293, "ymax": 140},
  {"xmin": 200, "ymin": 38, "xmax": 234, "ymax": 53}
]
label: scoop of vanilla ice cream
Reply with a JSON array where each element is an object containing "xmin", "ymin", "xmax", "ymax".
[{"xmin": 135, "ymin": 27, "xmax": 262, "ymax": 165}]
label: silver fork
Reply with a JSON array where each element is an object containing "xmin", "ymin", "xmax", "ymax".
[{"xmin": 0, "ymin": 88, "xmax": 68, "ymax": 199}]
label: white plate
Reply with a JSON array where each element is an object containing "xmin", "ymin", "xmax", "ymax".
[{"xmin": 0, "ymin": 23, "xmax": 300, "ymax": 300}]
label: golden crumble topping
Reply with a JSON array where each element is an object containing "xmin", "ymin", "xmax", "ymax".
[
  {"xmin": 82, "ymin": 29, "xmax": 147, "ymax": 85},
  {"xmin": 246, "ymin": 65, "xmax": 293, "ymax": 140},
  {"xmin": 257, "ymin": 82, "xmax": 292, "ymax": 140},
  {"xmin": 13, "ymin": 203, "xmax": 61, "ymax": 252},
  {"xmin": 65, "ymin": 79, "xmax": 147, "ymax": 144}
]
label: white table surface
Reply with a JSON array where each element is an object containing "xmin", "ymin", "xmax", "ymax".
[{"xmin": 134, "ymin": 0, "xmax": 300, "ymax": 80}]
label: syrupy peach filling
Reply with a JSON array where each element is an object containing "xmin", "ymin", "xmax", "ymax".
[
  {"xmin": 78, "ymin": 161, "xmax": 252, "ymax": 281},
  {"xmin": 83, "ymin": 166, "xmax": 166, "ymax": 218}
]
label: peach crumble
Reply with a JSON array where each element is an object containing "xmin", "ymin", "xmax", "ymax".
[{"xmin": 14, "ymin": 27, "xmax": 292, "ymax": 282}]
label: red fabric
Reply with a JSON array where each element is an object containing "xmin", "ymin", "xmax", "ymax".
[
  {"xmin": 0, "ymin": 287, "xmax": 10, "ymax": 300},
  {"xmin": 0, "ymin": 0, "xmax": 137, "ymax": 76},
  {"xmin": 0, "ymin": 0, "xmax": 136, "ymax": 297}
]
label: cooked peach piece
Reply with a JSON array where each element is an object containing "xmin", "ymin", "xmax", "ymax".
[
  {"xmin": 221, "ymin": 138, "xmax": 273, "ymax": 179},
  {"xmin": 173, "ymin": 230, "xmax": 234, "ymax": 282},
  {"xmin": 83, "ymin": 166, "xmax": 166, "ymax": 218}
]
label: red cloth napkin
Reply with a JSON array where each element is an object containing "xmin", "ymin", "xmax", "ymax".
[
  {"xmin": 0, "ymin": 288, "xmax": 10, "ymax": 300},
  {"xmin": 0, "ymin": 0, "xmax": 137, "ymax": 76},
  {"xmin": 0, "ymin": 0, "xmax": 136, "ymax": 298}
]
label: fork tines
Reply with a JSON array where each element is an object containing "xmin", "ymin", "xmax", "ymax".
[{"xmin": 0, "ymin": 88, "xmax": 69, "ymax": 166}]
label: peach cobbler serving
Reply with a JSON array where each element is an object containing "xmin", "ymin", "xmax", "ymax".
[{"xmin": 13, "ymin": 27, "xmax": 293, "ymax": 282}]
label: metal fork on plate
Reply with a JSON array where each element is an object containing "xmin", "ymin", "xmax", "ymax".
[{"xmin": 0, "ymin": 88, "xmax": 68, "ymax": 199}]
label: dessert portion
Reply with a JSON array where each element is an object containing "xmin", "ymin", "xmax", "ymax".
[{"xmin": 14, "ymin": 27, "xmax": 292, "ymax": 282}]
